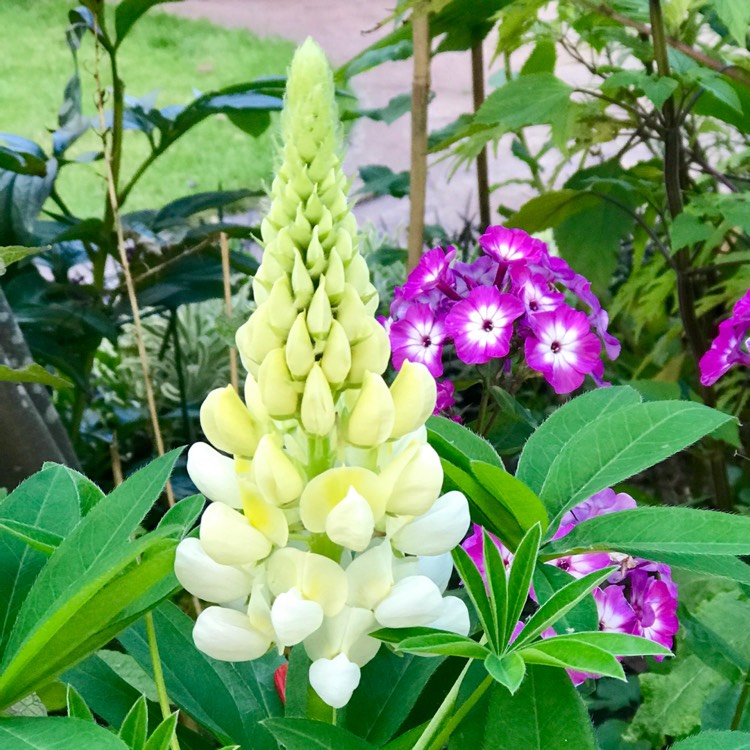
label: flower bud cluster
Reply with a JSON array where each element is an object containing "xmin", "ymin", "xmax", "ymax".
[{"xmin": 175, "ymin": 38, "xmax": 471, "ymax": 709}]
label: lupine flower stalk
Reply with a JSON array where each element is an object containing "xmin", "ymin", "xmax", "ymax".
[{"xmin": 175, "ymin": 39, "xmax": 471, "ymax": 709}]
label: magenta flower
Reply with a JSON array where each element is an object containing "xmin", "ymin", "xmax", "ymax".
[
  {"xmin": 434, "ymin": 379, "xmax": 456, "ymax": 414},
  {"xmin": 548, "ymin": 551, "xmax": 612, "ymax": 579},
  {"xmin": 524, "ymin": 305, "xmax": 602, "ymax": 393},
  {"xmin": 453, "ymin": 256, "xmax": 500, "ymax": 295},
  {"xmin": 479, "ymin": 226, "xmax": 544, "ymax": 265},
  {"xmin": 629, "ymin": 571, "xmax": 679, "ymax": 655},
  {"xmin": 699, "ymin": 319, "xmax": 748, "ymax": 386},
  {"xmin": 445, "ymin": 286, "xmax": 525, "ymax": 365},
  {"xmin": 510, "ymin": 266, "xmax": 565, "ymax": 315},
  {"xmin": 594, "ymin": 585, "xmax": 636, "ymax": 634},
  {"xmin": 390, "ymin": 303, "xmax": 446, "ymax": 377},
  {"xmin": 399, "ymin": 246, "xmax": 456, "ymax": 300},
  {"xmin": 462, "ymin": 524, "xmax": 513, "ymax": 580},
  {"xmin": 561, "ymin": 488, "xmax": 636, "ymax": 529}
]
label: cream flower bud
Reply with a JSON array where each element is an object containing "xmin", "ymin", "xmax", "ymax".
[
  {"xmin": 347, "ymin": 371, "xmax": 395, "ymax": 448},
  {"xmin": 252, "ymin": 434, "xmax": 304, "ymax": 505},
  {"xmin": 392, "ymin": 491, "xmax": 471, "ymax": 556},
  {"xmin": 334, "ymin": 228, "xmax": 354, "ymax": 263},
  {"xmin": 292, "ymin": 249, "xmax": 314, "ymax": 308},
  {"xmin": 374, "ymin": 576, "xmax": 444, "ymax": 628},
  {"xmin": 244, "ymin": 372, "xmax": 269, "ymax": 427},
  {"xmin": 389, "ymin": 361, "xmax": 437, "ymax": 439},
  {"xmin": 381, "ymin": 441, "xmax": 443, "ymax": 516},
  {"xmin": 285, "ymin": 312, "xmax": 315, "ymax": 379},
  {"xmin": 344, "ymin": 253, "xmax": 370, "ymax": 296},
  {"xmin": 325, "ymin": 486, "xmax": 375, "ymax": 551},
  {"xmin": 307, "ymin": 276, "xmax": 333, "ymax": 338},
  {"xmin": 258, "ymin": 348, "xmax": 299, "ymax": 417},
  {"xmin": 271, "ymin": 588, "xmax": 324, "ymax": 646},
  {"xmin": 305, "ymin": 228, "xmax": 326, "ymax": 277},
  {"xmin": 349, "ymin": 319, "xmax": 391, "ymax": 383},
  {"xmin": 320, "ymin": 319, "xmax": 351, "ymax": 385},
  {"xmin": 193, "ymin": 606, "xmax": 270, "ymax": 661},
  {"xmin": 336, "ymin": 284, "xmax": 370, "ymax": 342},
  {"xmin": 247, "ymin": 580, "xmax": 276, "ymax": 641},
  {"xmin": 289, "ymin": 204, "xmax": 312, "ymax": 246},
  {"xmin": 174, "ymin": 538, "xmax": 254, "ymax": 603},
  {"xmin": 200, "ymin": 385, "xmax": 260, "ymax": 458},
  {"xmin": 309, "ymin": 654, "xmax": 361, "ymax": 708},
  {"xmin": 326, "ymin": 249, "xmax": 346, "ymax": 303},
  {"xmin": 266, "ymin": 276, "xmax": 297, "ymax": 336},
  {"xmin": 300, "ymin": 364, "xmax": 335, "ymax": 436},
  {"xmin": 417, "ymin": 552, "xmax": 454, "ymax": 593},
  {"xmin": 200, "ymin": 502, "xmax": 272, "ymax": 566},
  {"xmin": 235, "ymin": 305, "xmax": 284, "ymax": 375},
  {"xmin": 186, "ymin": 442, "xmax": 242, "ymax": 508},
  {"xmin": 426, "ymin": 596, "xmax": 471, "ymax": 636},
  {"xmin": 305, "ymin": 188, "xmax": 325, "ymax": 224},
  {"xmin": 345, "ymin": 540, "xmax": 394, "ymax": 610}
]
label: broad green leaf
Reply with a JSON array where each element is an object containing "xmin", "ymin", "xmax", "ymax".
[
  {"xmin": 540, "ymin": 632, "xmax": 671, "ymax": 658},
  {"xmin": 520, "ymin": 40, "xmax": 556, "ymax": 75},
  {"xmin": 484, "ymin": 529, "xmax": 509, "ymax": 651},
  {"xmin": 119, "ymin": 696, "xmax": 148, "ymax": 750},
  {"xmin": 452, "ymin": 546, "xmax": 495, "ymax": 637},
  {"xmin": 0, "ymin": 246, "xmax": 43, "ymax": 275},
  {"xmin": 156, "ymin": 494, "xmax": 204, "ymax": 537},
  {"xmin": 427, "ymin": 416, "xmax": 504, "ymax": 474},
  {"xmin": 448, "ymin": 666, "xmax": 597, "ymax": 749},
  {"xmin": 394, "ymin": 632, "xmax": 490, "ymax": 659},
  {"xmin": 532, "ymin": 564, "xmax": 598, "ymax": 635},
  {"xmin": 512, "ymin": 568, "xmax": 615, "ymax": 649},
  {"xmin": 262, "ymin": 718, "xmax": 377, "ymax": 750},
  {"xmin": 601, "ymin": 70, "xmax": 678, "ymax": 108},
  {"xmin": 66, "ymin": 685, "xmax": 93, "ymax": 721},
  {"xmin": 284, "ymin": 646, "xmax": 310, "ymax": 719},
  {"xmin": 648, "ymin": 553, "xmax": 750, "ymax": 585},
  {"xmin": 476, "ymin": 74, "xmax": 572, "ymax": 129},
  {"xmin": 505, "ymin": 524, "xmax": 542, "ymax": 649},
  {"xmin": 119, "ymin": 602, "xmax": 283, "ymax": 750},
  {"xmin": 0, "ymin": 717, "xmax": 130, "ymax": 749},
  {"xmin": 144, "ymin": 712, "xmax": 178, "ymax": 750},
  {"xmin": 670, "ymin": 731, "xmax": 750, "ymax": 749},
  {"xmin": 485, "ymin": 652, "xmax": 525, "ymax": 693},
  {"xmin": 537, "ymin": 402, "xmax": 733, "ymax": 530},
  {"xmin": 0, "ymin": 521, "xmax": 62, "ymax": 555},
  {"xmin": 115, "ymin": 0, "xmax": 181, "ymax": 44},
  {"xmin": 707, "ymin": 0, "xmax": 750, "ymax": 45},
  {"xmin": 516, "ymin": 387, "xmax": 642, "ymax": 494},
  {"xmin": 470, "ymin": 462, "xmax": 548, "ymax": 534},
  {"xmin": 358, "ymin": 165, "xmax": 410, "ymax": 199},
  {"xmin": 544, "ymin": 508, "xmax": 750, "ymax": 558},
  {"xmin": 0, "ymin": 363, "xmax": 72, "ymax": 389},
  {"xmin": 518, "ymin": 639, "xmax": 625, "ymax": 680},
  {"xmin": 670, "ymin": 212, "xmax": 715, "ymax": 251}
]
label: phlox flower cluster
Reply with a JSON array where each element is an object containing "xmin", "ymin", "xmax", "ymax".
[
  {"xmin": 386, "ymin": 227, "xmax": 620, "ymax": 405},
  {"xmin": 699, "ymin": 288, "xmax": 750, "ymax": 386},
  {"xmin": 463, "ymin": 488, "xmax": 678, "ymax": 685}
]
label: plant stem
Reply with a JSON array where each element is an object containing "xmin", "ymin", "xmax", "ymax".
[
  {"xmin": 471, "ymin": 41, "xmax": 491, "ymax": 231},
  {"xmin": 145, "ymin": 611, "xmax": 181, "ymax": 750},
  {"xmin": 407, "ymin": 3, "xmax": 430, "ymax": 271}
]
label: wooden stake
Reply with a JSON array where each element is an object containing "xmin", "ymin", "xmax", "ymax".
[{"xmin": 220, "ymin": 233, "xmax": 240, "ymax": 392}]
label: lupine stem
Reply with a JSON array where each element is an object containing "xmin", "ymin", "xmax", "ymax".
[{"xmin": 145, "ymin": 612, "xmax": 180, "ymax": 750}]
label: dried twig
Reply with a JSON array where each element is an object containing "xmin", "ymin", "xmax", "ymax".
[{"xmin": 220, "ymin": 233, "xmax": 239, "ymax": 392}]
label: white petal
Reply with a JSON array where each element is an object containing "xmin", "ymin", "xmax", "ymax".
[
  {"xmin": 309, "ymin": 654, "xmax": 361, "ymax": 708},
  {"xmin": 374, "ymin": 575, "xmax": 443, "ymax": 628},
  {"xmin": 200, "ymin": 502, "xmax": 272, "ymax": 566},
  {"xmin": 392, "ymin": 491, "xmax": 470, "ymax": 556},
  {"xmin": 426, "ymin": 596, "xmax": 470, "ymax": 635},
  {"xmin": 193, "ymin": 606, "xmax": 270, "ymax": 661},
  {"xmin": 417, "ymin": 553, "xmax": 454, "ymax": 593},
  {"xmin": 187, "ymin": 442, "xmax": 242, "ymax": 508},
  {"xmin": 325, "ymin": 486, "xmax": 375, "ymax": 551},
  {"xmin": 271, "ymin": 588, "xmax": 324, "ymax": 646},
  {"xmin": 174, "ymin": 538, "xmax": 254, "ymax": 603}
]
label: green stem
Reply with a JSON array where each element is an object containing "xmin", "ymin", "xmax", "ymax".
[
  {"xmin": 103, "ymin": 49, "xmax": 125, "ymax": 234},
  {"xmin": 145, "ymin": 611, "xmax": 181, "ymax": 750}
]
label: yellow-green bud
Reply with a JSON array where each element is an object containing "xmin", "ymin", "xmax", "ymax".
[
  {"xmin": 258, "ymin": 348, "xmax": 299, "ymax": 418},
  {"xmin": 320, "ymin": 320, "xmax": 351, "ymax": 385},
  {"xmin": 345, "ymin": 253, "xmax": 370, "ymax": 296},
  {"xmin": 307, "ymin": 276, "xmax": 333, "ymax": 339},
  {"xmin": 200, "ymin": 385, "xmax": 260, "ymax": 458},
  {"xmin": 326, "ymin": 249, "xmax": 345, "ymax": 304},
  {"xmin": 236, "ymin": 305, "xmax": 284, "ymax": 376},
  {"xmin": 336, "ymin": 284, "xmax": 370, "ymax": 343},
  {"xmin": 334, "ymin": 228, "xmax": 354, "ymax": 263},
  {"xmin": 305, "ymin": 188, "xmax": 325, "ymax": 224},
  {"xmin": 289, "ymin": 204, "xmax": 313, "ymax": 247},
  {"xmin": 292, "ymin": 249, "xmax": 314, "ymax": 308},
  {"xmin": 349, "ymin": 319, "xmax": 391, "ymax": 383},
  {"xmin": 290, "ymin": 167, "xmax": 314, "ymax": 201},
  {"xmin": 252, "ymin": 433, "xmax": 304, "ymax": 505},
  {"xmin": 381, "ymin": 441, "xmax": 443, "ymax": 515},
  {"xmin": 266, "ymin": 276, "xmax": 297, "ymax": 337},
  {"xmin": 244, "ymin": 372, "xmax": 270, "ymax": 428},
  {"xmin": 300, "ymin": 364, "xmax": 335, "ymax": 436},
  {"xmin": 286, "ymin": 312, "xmax": 316, "ymax": 379},
  {"xmin": 316, "ymin": 206, "xmax": 333, "ymax": 240},
  {"xmin": 389, "ymin": 360, "xmax": 437, "ymax": 439},
  {"xmin": 347, "ymin": 372, "xmax": 395, "ymax": 448},
  {"xmin": 306, "ymin": 228, "xmax": 326, "ymax": 278}
]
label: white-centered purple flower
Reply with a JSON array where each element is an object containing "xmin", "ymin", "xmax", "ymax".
[
  {"xmin": 390, "ymin": 303, "xmax": 446, "ymax": 377},
  {"xmin": 594, "ymin": 585, "xmax": 636, "ymax": 634},
  {"xmin": 524, "ymin": 305, "xmax": 602, "ymax": 394},
  {"xmin": 699, "ymin": 289, "xmax": 750, "ymax": 386},
  {"xmin": 399, "ymin": 246, "xmax": 456, "ymax": 300},
  {"xmin": 548, "ymin": 551, "xmax": 612, "ymax": 579},
  {"xmin": 444, "ymin": 286, "xmax": 525, "ymax": 365},
  {"xmin": 479, "ymin": 226, "xmax": 544, "ymax": 265},
  {"xmin": 629, "ymin": 571, "xmax": 679, "ymax": 656},
  {"xmin": 434, "ymin": 379, "xmax": 456, "ymax": 414},
  {"xmin": 453, "ymin": 256, "xmax": 500, "ymax": 296}
]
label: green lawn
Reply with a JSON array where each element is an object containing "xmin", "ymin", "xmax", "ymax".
[{"xmin": 0, "ymin": 1, "xmax": 295, "ymax": 217}]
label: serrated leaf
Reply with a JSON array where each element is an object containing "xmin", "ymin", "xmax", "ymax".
[
  {"xmin": 485, "ymin": 652, "xmax": 525, "ymax": 693},
  {"xmin": 262, "ymin": 718, "xmax": 377, "ymax": 750},
  {"xmin": 670, "ymin": 212, "xmax": 715, "ymax": 251},
  {"xmin": 707, "ymin": 0, "xmax": 750, "ymax": 45}
]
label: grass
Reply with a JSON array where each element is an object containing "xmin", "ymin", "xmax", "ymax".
[{"xmin": 0, "ymin": 1, "xmax": 295, "ymax": 217}]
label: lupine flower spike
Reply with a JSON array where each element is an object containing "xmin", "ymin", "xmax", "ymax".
[{"xmin": 175, "ymin": 38, "xmax": 471, "ymax": 709}]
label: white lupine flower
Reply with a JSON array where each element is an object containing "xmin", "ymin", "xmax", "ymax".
[
  {"xmin": 425, "ymin": 596, "xmax": 471, "ymax": 636},
  {"xmin": 417, "ymin": 553, "xmax": 454, "ymax": 593},
  {"xmin": 174, "ymin": 538, "xmax": 254, "ymax": 603},
  {"xmin": 193, "ymin": 607, "xmax": 271, "ymax": 661},
  {"xmin": 187, "ymin": 442, "xmax": 242, "ymax": 508},
  {"xmin": 271, "ymin": 588, "xmax": 324, "ymax": 646},
  {"xmin": 345, "ymin": 541, "xmax": 394, "ymax": 610},
  {"xmin": 325, "ymin": 486, "xmax": 375, "ymax": 551},
  {"xmin": 391, "ymin": 491, "xmax": 471, "ymax": 556},
  {"xmin": 374, "ymin": 576, "xmax": 444, "ymax": 628},
  {"xmin": 309, "ymin": 654, "xmax": 362, "ymax": 708},
  {"xmin": 200, "ymin": 502, "xmax": 272, "ymax": 566},
  {"xmin": 304, "ymin": 606, "xmax": 380, "ymax": 667}
]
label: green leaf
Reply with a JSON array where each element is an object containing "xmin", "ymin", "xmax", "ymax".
[
  {"xmin": 516, "ymin": 386, "xmax": 642, "ymax": 495},
  {"xmin": 707, "ymin": 0, "xmax": 750, "ymax": 45},
  {"xmin": 0, "ymin": 717, "xmax": 130, "ymax": 749},
  {"xmin": 448, "ymin": 666, "xmax": 597, "ymax": 749},
  {"xmin": 471, "ymin": 462, "xmax": 548, "ymax": 535},
  {"xmin": 601, "ymin": 70, "xmax": 678, "ymax": 108},
  {"xmin": 651, "ymin": 553, "xmax": 750, "ymax": 585},
  {"xmin": 532, "ymin": 564, "xmax": 598, "ymax": 635},
  {"xmin": 545, "ymin": 507, "xmax": 750, "ymax": 558},
  {"xmin": 506, "ymin": 190, "xmax": 590, "ymax": 233},
  {"xmin": 540, "ymin": 632, "xmax": 671, "ymax": 658},
  {"xmin": 520, "ymin": 40, "xmax": 556, "ymax": 75},
  {"xmin": 452, "ymin": 546, "xmax": 494, "ymax": 637},
  {"xmin": 394, "ymin": 632, "xmax": 490, "ymax": 659},
  {"xmin": 670, "ymin": 212, "xmax": 715, "ymax": 251},
  {"xmin": 262, "ymin": 718, "xmax": 377, "ymax": 750},
  {"xmin": 66, "ymin": 685, "xmax": 93, "ymax": 721},
  {"xmin": 358, "ymin": 93, "xmax": 413, "ymax": 124},
  {"xmin": 0, "ymin": 363, "xmax": 72, "ymax": 389},
  {"xmin": 537, "ymin": 402, "xmax": 733, "ymax": 530},
  {"xmin": 144, "ymin": 712, "xmax": 178, "ymax": 750},
  {"xmin": 485, "ymin": 652, "xmax": 525, "ymax": 693},
  {"xmin": 119, "ymin": 602, "xmax": 283, "ymax": 750},
  {"xmin": 427, "ymin": 416, "xmax": 504, "ymax": 473},
  {"xmin": 115, "ymin": 0, "xmax": 181, "ymax": 44},
  {"xmin": 0, "ymin": 521, "xmax": 62, "ymax": 555},
  {"xmin": 152, "ymin": 190, "xmax": 255, "ymax": 231},
  {"xmin": 358, "ymin": 165, "xmax": 410, "ymax": 199},
  {"xmin": 0, "ymin": 246, "xmax": 44, "ymax": 275},
  {"xmin": 518, "ymin": 639, "xmax": 625, "ymax": 680},
  {"xmin": 505, "ymin": 524, "xmax": 542, "ymax": 648},
  {"xmin": 513, "ymin": 568, "xmax": 615, "ymax": 649},
  {"xmin": 484, "ymin": 529, "xmax": 509, "ymax": 651},
  {"xmin": 669, "ymin": 731, "xmax": 750, "ymax": 749},
  {"xmin": 476, "ymin": 74, "xmax": 572, "ymax": 129},
  {"xmin": 119, "ymin": 696, "xmax": 148, "ymax": 750}
]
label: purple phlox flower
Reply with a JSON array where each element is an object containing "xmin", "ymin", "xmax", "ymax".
[
  {"xmin": 390, "ymin": 303, "xmax": 446, "ymax": 377},
  {"xmin": 548, "ymin": 552, "xmax": 612, "ymax": 579},
  {"xmin": 434, "ymin": 379, "xmax": 456, "ymax": 414},
  {"xmin": 479, "ymin": 226, "xmax": 545, "ymax": 266},
  {"xmin": 377, "ymin": 315, "xmax": 392, "ymax": 336},
  {"xmin": 629, "ymin": 571, "xmax": 679, "ymax": 656},
  {"xmin": 462, "ymin": 524, "xmax": 513, "ymax": 582},
  {"xmin": 700, "ymin": 302, "xmax": 750, "ymax": 385},
  {"xmin": 594, "ymin": 585, "xmax": 636, "ymax": 634},
  {"xmin": 733, "ymin": 289, "xmax": 750, "ymax": 324},
  {"xmin": 390, "ymin": 284, "xmax": 449, "ymax": 320},
  {"xmin": 453, "ymin": 256, "xmax": 500, "ymax": 296},
  {"xmin": 632, "ymin": 560, "xmax": 678, "ymax": 600},
  {"xmin": 561, "ymin": 488, "xmax": 637, "ymax": 528},
  {"xmin": 524, "ymin": 305, "xmax": 602, "ymax": 393},
  {"xmin": 399, "ymin": 246, "xmax": 456, "ymax": 300},
  {"xmin": 445, "ymin": 286, "xmax": 525, "ymax": 365},
  {"xmin": 510, "ymin": 266, "xmax": 565, "ymax": 315}
]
